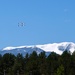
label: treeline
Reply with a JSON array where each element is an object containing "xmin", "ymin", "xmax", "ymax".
[{"xmin": 0, "ymin": 50, "xmax": 75, "ymax": 75}]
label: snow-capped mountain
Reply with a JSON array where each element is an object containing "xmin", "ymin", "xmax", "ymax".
[{"xmin": 0, "ymin": 42, "xmax": 75, "ymax": 56}]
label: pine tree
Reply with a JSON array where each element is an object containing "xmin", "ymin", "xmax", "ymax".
[
  {"xmin": 47, "ymin": 52, "xmax": 60, "ymax": 75},
  {"xmin": 12, "ymin": 53, "xmax": 24, "ymax": 75},
  {"xmin": 25, "ymin": 51, "xmax": 40, "ymax": 75},
  {"xmin": 38, "ymin": 51, "xmax": 47, "ymax": 75},
  {"xmin": 61, "ymin": 50, "xmax": 71, "ymax": 75},
  {"xmin": 56, "ymin": 65, "xmax": 64, "ymax": 75}
]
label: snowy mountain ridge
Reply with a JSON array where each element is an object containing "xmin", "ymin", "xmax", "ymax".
[{"xmin": 1, "ymin": 42, "xmax": 75, "ymax": 56}]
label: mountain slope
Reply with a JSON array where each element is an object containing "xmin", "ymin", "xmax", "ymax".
[{"xmin": 0, "ymin": 42, "xmax": 75, "ymax": 56}]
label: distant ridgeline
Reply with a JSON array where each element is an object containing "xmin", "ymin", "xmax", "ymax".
[{"xmin": 0, "ymin": 42, "xmax": 75, "ymax": 56}]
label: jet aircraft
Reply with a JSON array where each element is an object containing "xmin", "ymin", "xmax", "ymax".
[{"xmin": 18, "ymin": 22, "xmax": 25, "ymax": 27}]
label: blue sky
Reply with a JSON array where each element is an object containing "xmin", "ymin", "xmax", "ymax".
[{"xmin": 0, "ymin": 0, "xmax": 75, "ymax": 48}]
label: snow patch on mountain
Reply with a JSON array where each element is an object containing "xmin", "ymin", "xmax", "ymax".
[
  {"xmin": 36, "ymin": 42, "xmax": 75, "ymax": 54},
  {"xmin": 3, "ymin": 46, "xmax": 33, "ymax": 50},
  {"xmin": 1, "ymin": 42, "xmax": 75, "ymax": 55}
]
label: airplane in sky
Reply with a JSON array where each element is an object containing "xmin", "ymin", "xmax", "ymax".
[{"xmin": 18, "ymin": 22, "xmax": 25, "ymax": 27}]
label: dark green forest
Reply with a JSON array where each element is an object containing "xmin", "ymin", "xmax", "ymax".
[{"xmin": 0, "ymin": 50, "xmax": 75, "ymax": 75}]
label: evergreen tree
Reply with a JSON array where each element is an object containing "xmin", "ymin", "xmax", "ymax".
[
  {"xmin": 61, "ymin": 50, "xmax": 71, "ymax": 75},
  {"xmin": 25, "ymin": 51, "xmax": 40, "ymax": 75},
  {"xmin": 47, "ymin": 52, "xmax": 60, "ymax": 75},
  {"xmin": 56, "ymin": 65, "xmax": 64, "ymax": 75},
  {"xmin": 0, "ymin": 49, "xmax": 75, "ymax": 75},
  {"xmin": 0, "ymin": 54, "xmax": 3, "ymax": 75},
  {"xmin": 12, "ymin": 53, "xmax": 24, "ymax": 75},
  {"xmin": 38, "ymin": 51, "xmax": 47, "ymax": 75},
  {"xmin": 71, "ymin": 51, "xmax": 75, "ymax": 75},
  {"xmin": 2, "ymin": 53, "xmax": 15, "ymax": 74}
]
